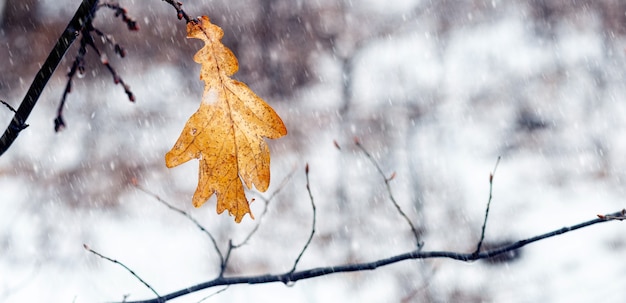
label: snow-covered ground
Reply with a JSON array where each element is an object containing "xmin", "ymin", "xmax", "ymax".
[{"xmin": 1, "ymin": 0, "xmax": 625, "ymax": 302}]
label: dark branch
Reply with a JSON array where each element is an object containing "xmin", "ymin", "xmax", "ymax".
[
  {"xmin": 220, "ymin": 240, "xmax": 234, "ymax": 277},
  {"xmin": 100, "ymin": 2, "xmax": 140, "ymax": 31},
  {"xmin": 83, "ymin": 33, "xmax": 134, "ymax": 102},
  {"xmin": 161, "ymin": 0, "xmax": 193, "ymax": 22},
  {"xmin": 0, "ymin": 0, "xmax": 99, "ymax": 156},
  {"xmin": 56, "ymin": 2, "xmax": 137, "ymax": 131},
  {"xmin": 55, "ymin": 28, "xmax": 89, "ymax": 132},
  {"xmin": 84, "ymin": 244, "xmax": 161, "ymax": 299},
  {"xmin": 222, "ymin": 170, "xmax": 296, "ymax": 275},
  {"xmin": 289, "ymin": 163, "xmax": 317, "ymax": 274},
  {"xmin": 232, "ymin": 167, "xmax": 296, "ymax": 248},
  {"xmin": 354, "ymin": 138, "xmax": 422, "ymax": 247},
  {"xmin": 119, "ymin": 209, "xmax": 626, "ymax": 303},
  {"xmin": 133, "ymin": 170, "xmax": 295, "ymax": 278},
  {"xmin": 132, "ymin": 183, "xmax": 224, "ymax": 267},
  {"xmin": 0, "ymin": 100, "xmax": 17, "ymax": 113},
  {"xmin": 474, "ymin": 156, "xmax": 501, "ymax": 254}
]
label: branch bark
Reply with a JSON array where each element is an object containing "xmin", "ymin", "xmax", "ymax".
[
  {"xmin": 120, "ymin": 209, "xmax": 625, "ymax": 303},
  {"xmin": 0, "ymin": 0, "xmax": 98, "ymax": 156}
]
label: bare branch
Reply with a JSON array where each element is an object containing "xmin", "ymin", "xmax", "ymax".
[
  {"xmin": 99, "ymin": 2, "xmax": 140, "ymax": 31},
  {"xmin": 197, "ymin": 286, "xmax": 228, "ymax": 303},
  {"xmin": 232, "ymin": 167, "xmax": 297, "ymax": 249},
  {"xmin": 118, "ymin": 209, "xmax": 625, "ymax": 303},
  {"xmin": 354, "ymin": 138, "xmax": 422, "ymax": 247},
  {"xmin": 55, "ymin": 2, "xmax": 137, "ymax": 131},
  {"xmin": 474, "ymin": 156, "xmax": 501, "ymax": 255},
  {"xmin": 83, "ymin": 244, "xmax": 160, "ymax": 300},
  {"xmin": 289, "ymin": 163, "xmax": 317, "ymax": 274},
  {"xmin": 161, "ymin": 0, "xmax": 193, "ymax": 22},
  {"xmin": 132, "ymin": 182, "xmax": 224, "ymax": 268},
  {"xmin": 135, "ymin": 169, "xmax": 295, "ymax": 279},
  {"xmin": 0, "ymin": 100, "xmax": 17, "ymax": 114},
  {"xmin": 597, "ymin": 209, "xmax": 626, "ymax": 220},
  {"xmin": 221, "ymin": 170, "xmax": 296, "ymax": 275},
  {"xmin": 55, "ymin": 28, "xmax": 88, "ymax": 132},
  {"xmin": 219, "ymin": 240, "xmax": 235, "ymax": 277}
]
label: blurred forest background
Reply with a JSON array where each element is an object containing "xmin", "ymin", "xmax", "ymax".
[{"xmin": 1, "ymin": 0, "xmax": 626, "ymax": 302}]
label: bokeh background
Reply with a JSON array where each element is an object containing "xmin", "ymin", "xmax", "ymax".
[{"xmin": 1, "ymin": 0, "xmax": 625, "ymax": 302}]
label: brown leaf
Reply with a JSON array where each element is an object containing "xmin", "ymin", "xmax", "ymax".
[{"xmin": 165, "ymin": 16, "xmax": 287, "ymax": 223}]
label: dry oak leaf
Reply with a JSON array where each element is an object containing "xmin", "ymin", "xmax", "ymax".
[{"xmin": 165, "ymin": 16, "xmax": 287, "ymax": 223}]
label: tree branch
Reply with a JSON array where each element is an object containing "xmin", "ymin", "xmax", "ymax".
[
  {"xmin": 231, "ymin": 167, "xmax": 296, "ymax": 248},
  {"xmin": 0, "ymin": 100, "xmax": 17, "ymax": 114},
  {"xmin": 354, "ymin": 138, "xmax": 422, "ymax": 247},
  {"xmin": 132, "ymin": 182, "xmax": 224, "ymax": 267},
  {"xmin": 132, "ymin": 169, "xmax": 295, "ymax": 278},
  {"xmin": 55, "ymin": 2, "xmax": 137, "ymax": 131},
  {"xmin": 289, "ymin": 163, "xmax": 317, "ymax": 274},
  {"xmin": 84, "ymin": 244, "xmax": 160, "ymax": 300},
  {"xmin": 161, "ymin": 0, "xmax": 193, "ymax": 23},
  {"xmin": 0, "ymin": 0, "xmax": 99, "ymax": 156},
  {"xmin": 474, "ymin": 156, "xmax": 501, "ymax": 254},
  {"xmin": 117, "ymin": 209, "xmax": 625, "ymax": 303}
]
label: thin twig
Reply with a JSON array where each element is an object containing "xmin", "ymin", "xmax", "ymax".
[
  {"xmin": 55, "ymin": 2, "xmax": 136, "ymax": 131},
  {"xmin": 0, "ymin": 100, "xmax": 17, "ymax": 113},
  {"xmin": 119, "ymin": 209, "xmax": 626, "ymax": 303},
  {"xmin": 93, "ymin": 27, "xmax": 127, "ymax": 58},
  {"xmin": 354, "ymin": 139, "xmax": 422, "ymax": 247},
  {"xmin": 474, "ymin": 156, "xmax": 501, "ymax": 254},
  {"xmin": 83, "ymin": 244, "xmax": 160, "ymax": 299},
  {"xmin": 133, "ymin": 183, "xmax": 224, "ymax": 267},
  {"xmin": 232, "ymin": 168, "xmax": 297, "ymax": 249},
  {"xmin": 83, "ymin": 25, "xmax": 134, "ymax": 102},
  {"xmin": 100, "ymin": 2, "xmax": 140, "ymax": 31},
  {"xmin": 220, "ymin": 240, "xmax": 234, "ymax": 277},
  {"xmin": 161, "ymin": 0, "xmax": 193, "ymax": 22},
  {"xmin": 289, "ymin": 164, "xmax": 317, "ymax": 275},
  {"xmin": 221, "ymin": 170, "xmax": 296, "ymax": 275},
  {"xmin": 55, "ymin": 32, "xmax": 88, "ymax": 132},
  {"xmin": 597, "ymin": 208, "xmax": 626, "ymax": 221},
  {"xmin": 197, "ymin": 286, "xmax": 229, "ymax": 303},
  {"xmin": 136, "ymin": 170, "xmax": 295, "ymax": 277}
]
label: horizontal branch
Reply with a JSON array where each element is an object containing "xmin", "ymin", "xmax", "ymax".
[{"xmin": 122, "ymin": 209, "xmax": 625, "ymax": 303}]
